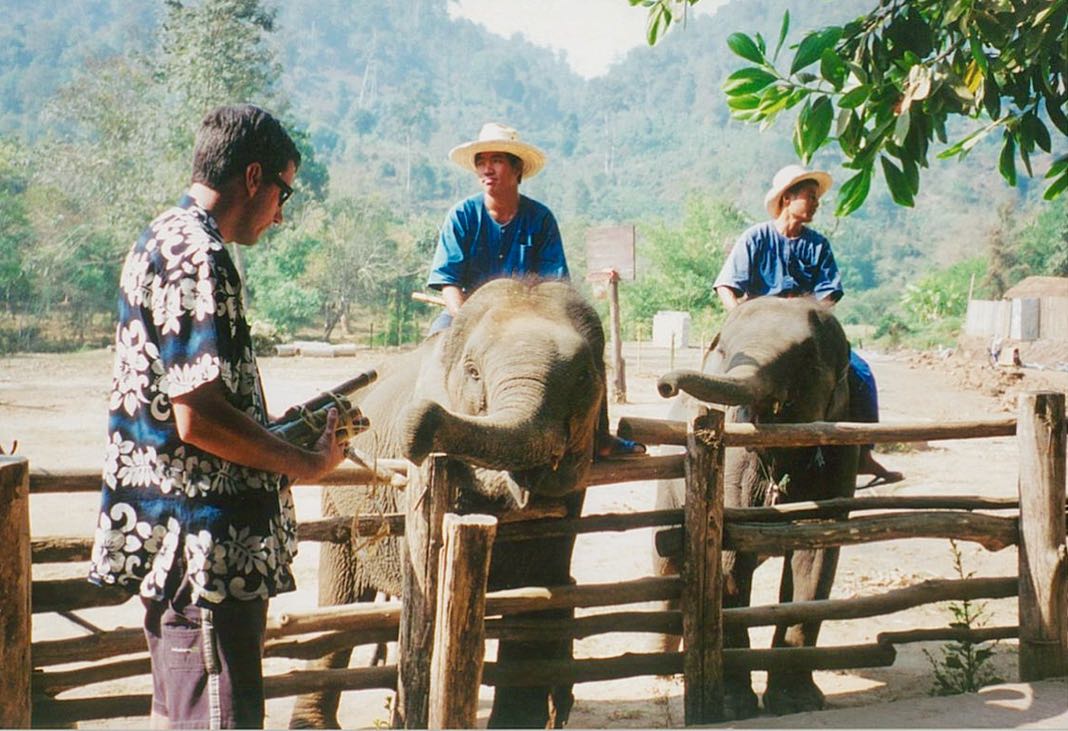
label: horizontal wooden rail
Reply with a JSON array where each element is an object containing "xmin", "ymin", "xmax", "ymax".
[
  {"xmin": 488, "ymin": 610, "xmax": 680, "ymax": 642},
  {"xmin": 32, "ymin": 579, "xmax": 132, "ymax": 613},
  {"xmin": 723, "ymin": 576, "xmax": 1018, "ymax": 629},
  {"xmin": 482, "ymin": 643, "xmax": 896, "ymax": 687},
  {"xmin": 877, "ymin": 625, "xmax": 1018, "ymax": 646},
  {"xmin": 33, "ymin": 665, "xmax": 398, "ymax": 725},
  {"xmin": 618, "ymin": 416, "xmax": 1016, "ymax": 448},
  {"xmin": 33, "ymin": 496, "xmax": 1034, "ymax": 562},
  {"xmin": 657, "ymin": 511, "xmax": 1020, "ymax": 557}
]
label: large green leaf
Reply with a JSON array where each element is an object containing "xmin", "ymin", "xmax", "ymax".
[
  {"xmin": 790, "ymin": 27, "xmax": 842, "ymax": 75},
  {"xmin": 838, "ymin": 84, "xmax": 870, "ymax": 109},
  {"xmin": 880, "ymin": 155, "xmax": 915, "ymax": 206},
  {"xmin": 835, "ymin": 166, "xmax": 872, "ymax": 217},
  {"xmin": 998, "ymin": 132, "xmax": 1017, "ymax": 186},
  {"xmin": 727, "ymin": 32, "xmax": 765, "ymax": 64},
  {"xmin": 773, "ymin": 10, "xmax": 790, "ymax": 61},
  {"xmin": 722, "ymin": 67, "xmax": 778, "ymax": 96}
]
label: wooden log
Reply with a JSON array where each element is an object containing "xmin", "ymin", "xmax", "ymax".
[
  {"xmin": 723, "ymin": 576, "xmax": 1018, "ymax": 628},
  {"xmin": 395, "ymin": 454, "xmax": 454, "ymax": 728},
  {"xmin": 683, "ymin": 408, "xmax": 725, "ymax": 725},
  {"xmin": 32, "ymin": 578, "xmax": 134, "ymax": 613},
  {"xmin": 277, "ymin": 601, "xmax": 401, "ymax": 636},
  {"xmin": 1, "ymin": 457, "xmax": 31, "ymax": 728},
  {"xmin": 609, "ymin": 417, "xmax": 1017, "ymax": 448},
  {"xmin": 28, "ymin": 460, "xmax": 409, "ymax": 494},
  {"xmin": 724, "ymin": 511, "xmax": 1018, "ymax": 553},
  {"xmin": 32, "ymin": 666, "xmax": 398, "ymax": 725},
  {"xmin": 586, "ymin": 453, "xmax": 685, "ymax": 486},
  {"xmin": 494, "ymin": 508, "xmax": 682, "ymax": 543},
  {"xmin": 725, "ymin": 495, "xmax": 1021, "ymax": 522},
  {"xmin": 617, "ymin": 416, "xmax": 688, "ymax": 447},
  {"xmin": 487, "ymin": 610, "xmax": 681, "ymax": 642},
  {"xmin": 31, "ymin": 536, "xmax": 93, "ymax": 563},
  {"xmin": 876, "ymin": 625, "xmax": 1018, "ymax": 646},
  {"xmin": 722, "ymin": 418, "xmax": 1016, "ymax": 448},
  {"xmin": 485, "ymin": 575, "xmax": 682, "ymax": 615},
  {"xmin": 430, "ymin": 514, "xmax": 496, "ymax": 730},
  {"xmin": 265, "ymin": 628, "xmax": 397, "ymax": 661},
  {"xmin": 481, "ymin": 643, "xmax": 895, "ymax": 687},
  {"xmin": 1016, "ymin": 392, "xmax": 1068, "ymax": 680},
  {"xmin": 35, "ymin": 655, "xmax": 151, "ymax": 697}
]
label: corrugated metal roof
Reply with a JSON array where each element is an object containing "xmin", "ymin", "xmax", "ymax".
[{"xmin": 1003, "ymin": 276, "xmax": 1068, "ymax": 299}]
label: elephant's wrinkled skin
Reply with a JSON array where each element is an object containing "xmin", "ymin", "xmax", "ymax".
[
  {"xmin": 655, "ymin": 297, "xmax": 859, "ymax": 719},
  {"xmin": 289, "ymin": 278, "xmax": 606, "ymax": 729}
]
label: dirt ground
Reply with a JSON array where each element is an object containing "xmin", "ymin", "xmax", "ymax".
[{"xmin": 1, "ymin": 339, "xmax": 1064, "ymax": 728}]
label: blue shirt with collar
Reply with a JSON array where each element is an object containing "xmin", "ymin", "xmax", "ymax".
[{"xmin": 427, "ymin": 193, "xmax": 569, "ymax": 292}]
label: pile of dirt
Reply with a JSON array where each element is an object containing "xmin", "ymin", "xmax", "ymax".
[{"xmin": 907, "ymin": 344, "xmax": 1068, "ymax": 413}]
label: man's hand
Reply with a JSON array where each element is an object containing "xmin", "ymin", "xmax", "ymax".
[
  {"xmin": 296, "ymin": 408, "xmax": 347, "ymax": 484},
  {"xmin": 441, "ymin": 285, "xmax": 465, "ymax": 317}
]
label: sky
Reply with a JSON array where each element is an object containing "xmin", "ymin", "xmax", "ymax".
[{"xmin": 447, "ymin": 0, "xmax": 726, "ymax": 79}]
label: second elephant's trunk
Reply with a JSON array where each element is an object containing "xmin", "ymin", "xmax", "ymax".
[{"xmin": 657, "ymin": 368, "xmax": 767, "ymax": 405}]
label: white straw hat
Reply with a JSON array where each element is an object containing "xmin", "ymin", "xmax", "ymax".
[
  {"xmin": 764, "ymin": 164, "xmax": 833, "ymax": 217},
  {"xmin": 448, "ymin": 122, "xmax": 547, "ymax": 180}
]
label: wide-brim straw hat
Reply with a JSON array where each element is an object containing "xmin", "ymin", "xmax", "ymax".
[
  {"xmin": 764, "ymin": 164, "xmax": 833, "ymax": 217},
  {"xmin": 448, "ymin": 122, "xmax": 547, "ymax": 180}
]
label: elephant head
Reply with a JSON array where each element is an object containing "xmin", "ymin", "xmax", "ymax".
[
  {"xmin": 658, "ymin": 296, "xmax": 851, "ymax": 427},
  {"xmin": 399, "ymin": 278, "xmax": 606, "ymax": 498}
]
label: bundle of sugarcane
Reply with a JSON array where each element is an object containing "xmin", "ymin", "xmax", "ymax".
[{"xmin": 268, "ymin": 369, "xmax": 377, "ymax": 449}]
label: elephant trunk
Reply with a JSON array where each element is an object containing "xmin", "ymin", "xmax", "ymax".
[
  {"xmin": 401, "ymin": 399, "xmax": 568, "ymax": 470},
  {"xmin": 657, "ymin": 368, "xmax": 767, "ymax": 405}
]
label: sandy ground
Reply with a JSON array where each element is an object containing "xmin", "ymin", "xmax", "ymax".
[{"xmin": 2, "ymin": 340, "xmax": 1065, "ymax": 728}]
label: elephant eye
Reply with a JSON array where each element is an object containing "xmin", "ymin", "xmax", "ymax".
[{"xmin": 465, "ymin": 363, "xmax": 481, "ymax": 381}]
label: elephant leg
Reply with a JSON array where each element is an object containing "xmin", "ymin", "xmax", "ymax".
[
  {"xmin": 721, "ymin": 549, "xmax": 760, "ymax": 720},
  {"xmin": 489, "ymin": 607, "xmax": 574, "ymax": 729},
  {"xmin": 763, "ymin": 546, "xmax": 841, "ymax": 716},
  {"xmin": 289, "ymin": 538, "xmax": 370, "ymax": 729}
]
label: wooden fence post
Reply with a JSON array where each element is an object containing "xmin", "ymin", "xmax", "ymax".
[
  {"xmin": 429, "ymin": 514, "xmax": 497, "ymax": 730},
  {"xmin": 0, "ymin": 457, "xmax": 31, "ymax": 728},
  {"xmin": 608, "ymin": 270, "xmax": 627, "ymax": 404},
  {"xmin": 395, "ymin": 455, "xmax": 455, "ymax": 728},
  {"xmin": 1016, "ymin": 392, "xmax": 1068, "ymax": 680},
  {"xmin": 682, "ymin": 408, "xmax": 725, "ymax": 724}
]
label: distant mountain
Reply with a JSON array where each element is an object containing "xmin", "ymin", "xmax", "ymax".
[{"xmin": 0, "ymin": 0, "xmax": 1043, "ymax": 295}]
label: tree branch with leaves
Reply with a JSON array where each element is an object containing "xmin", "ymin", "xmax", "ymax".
[{"xmin": 636, "ymin": 0, "xmax": 1068, "ymax": 215}]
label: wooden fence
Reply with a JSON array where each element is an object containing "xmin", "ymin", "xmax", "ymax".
[{"xmin": 2, "ymin": 391, "xmax": 1067, "ymax": 727}]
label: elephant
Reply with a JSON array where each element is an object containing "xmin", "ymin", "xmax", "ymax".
[
  {"xmin": 289, "ymin": 277, "xmax": 607, "ymax": 729},
  {"xmin": 654, "ymin": 296, "xmax": 859, "ymax": 719}
]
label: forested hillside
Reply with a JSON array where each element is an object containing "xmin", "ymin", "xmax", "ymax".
[{"xmin": 0, "ymin": 0, "xmax": 1062, "ymax": 351}]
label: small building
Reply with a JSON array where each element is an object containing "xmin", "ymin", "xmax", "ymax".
[{"xmin": 965, "ymin": 276, "xmax": 1068, "ymax": 342}]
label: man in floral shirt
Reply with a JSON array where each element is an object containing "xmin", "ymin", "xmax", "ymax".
[{"xmin": 88, "ymin": 104, "xmax": 345, "ymax": 729}]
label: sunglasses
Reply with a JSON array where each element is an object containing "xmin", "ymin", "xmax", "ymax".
[{"xmin": 270, "ymin": 171, "xmax": 294, "ymax": 205}]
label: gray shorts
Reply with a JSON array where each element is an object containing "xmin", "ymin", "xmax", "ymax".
[{"xmin": 143, "ymin": 578, "xmax": 268, "ymax": 729}]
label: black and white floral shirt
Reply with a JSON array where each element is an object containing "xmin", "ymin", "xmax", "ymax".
[{"xmin": 88, "ymin": 195, "xmax": 297, "ymax": 605}]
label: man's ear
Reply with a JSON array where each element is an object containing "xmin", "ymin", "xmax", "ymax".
[{"xmin": 243, "ymin": 161, "xmax": 263, "ymax": 199}]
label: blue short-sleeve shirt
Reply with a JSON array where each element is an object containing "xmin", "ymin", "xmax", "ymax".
[
  {"xmin": 714, "ymin": 221, "xmax": 843, "ymax": 302},
  {"xmin": 427, "ymin": 193, "xmax": 569, "ymax": 292},
  {"xmin": 88, "ymin": 196, "xmax": 297, "ymax": 606}
]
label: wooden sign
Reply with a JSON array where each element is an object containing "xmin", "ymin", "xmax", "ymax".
[{"xmin": 585, "ymin": 225, "xmax": 636, "ymax": 281}]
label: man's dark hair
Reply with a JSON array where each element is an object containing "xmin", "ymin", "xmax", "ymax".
[
  {"xmin": 784, "ymin": 178, "xmax": 820, "ymax": 198},
  {"xmin": 192, "ymin": 104, "xmax": 301, "ymax": 188}
]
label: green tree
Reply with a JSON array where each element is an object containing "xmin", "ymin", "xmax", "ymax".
[
  {"xmin": 638, "ymin": 0, "xmax": 1068, "ymax": 212},
  {"xmin": 0, "ymin": 138, "xmax": 34, "ymax": 315},
  {"xmin": 623, "ymin": 194, "xmax": 749, "ymax": 333}
]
